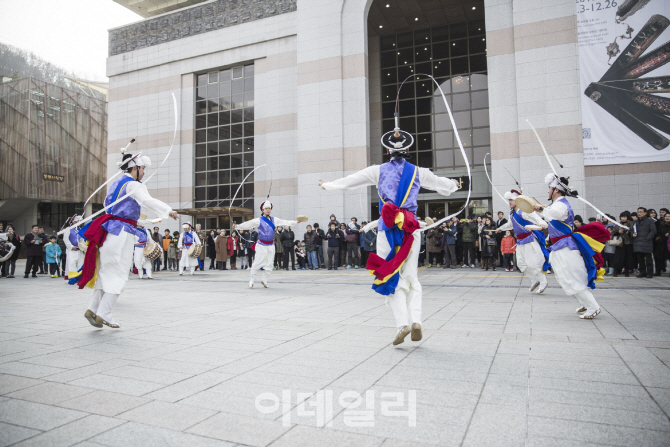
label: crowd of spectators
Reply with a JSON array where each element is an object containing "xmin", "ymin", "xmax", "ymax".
[{"xmin": 2, "ymin": 206, "xmax": 668, "ymax": 279}]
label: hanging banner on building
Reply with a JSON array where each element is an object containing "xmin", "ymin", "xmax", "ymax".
[{"xmin": 578, "ymin": 0, "xmax": 670, "ymax": 165}]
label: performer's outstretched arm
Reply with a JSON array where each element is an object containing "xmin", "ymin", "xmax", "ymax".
[
  {"xmin": 418, "ymin": 168, "xmax": 459, "ymax": 196},
  {"xmin": 320, "ymin": 166, "xmax": 380, "ymax": 191},
  {"xmin": 126, "ymin": 182, "xmax": 173, "ymax": 219},
  {"xmin": 274, "ymin": 218, "xmax": 298, "ymax": 227},
  {"xmin": 523, "ymin": 211, "xmax": 548, "ymax": 228},
  {"xmin": 235, "ymin": 218, "xmax": 260, "ymax": 231}
]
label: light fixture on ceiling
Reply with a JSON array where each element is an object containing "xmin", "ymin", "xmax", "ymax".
[
  {"xmin": 379, "ymin": 25, "xmax": 383, "ymax": 28},
  {"xmin": 386, "ymin": 3, "xmax": 390, "ymax": 7},
  {"xmin": 415, "ymin": 17, "xmax": 419, "ymax": 21},
  {"xmin": 472, "ymin": 6, "xmax": 476, "ymax": 10}
]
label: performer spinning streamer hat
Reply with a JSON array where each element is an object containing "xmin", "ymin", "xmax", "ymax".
[
  {"xmin": 320, "ymin": 74, "xmax": 464, "ymax": 346},
  {"xmin": 69, "ymin": 149, "xmax": 178, "ymax": 328},
  {"xmin": 234, "ymin": 200, "xmax": 306, "ymax": 288}
]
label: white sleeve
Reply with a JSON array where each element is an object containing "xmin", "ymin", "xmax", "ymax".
[
  {"xmin": 125, "ymin": 182, "xmax": 172, "ymax": 219},
  {"xmin": 274, "ymin": 217, "xmax": 298, "ymax": 227},
  {"xmin": 236, "ymin": 218, "xmax": 260, "ymax": 231},
  {"xmin": 363, "ymin": 220, "xmax": 379, "ymax": 232},
  {"xmin": 497, "ymin": 220, "xmax": 514, "ymax": 232},
  {"xmin": 177, "ymin": 233, "xmax": 184, "ymax": 249},
  {"xmin": 541, "ymin": 200, "xmax": 568, "ymax": 221},
  {"xmin": 193, "ymin": 233, "xmax": 201, "ymax": 245},
  {"xmin": 522, "ymin": 211, "xmax": 548, "ymax": 228},
  {"xmin": 418, "ymin": 168, "xmax": 459, "ymax": 196},
  {"xmin": 322, "ymin": 166, "xmax": 380, "ymax": 191}
]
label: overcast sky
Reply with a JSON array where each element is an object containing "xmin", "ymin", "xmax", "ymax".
[{"xmin": 0, "ymin": 0, "xmax": 141, "ymax": 81}]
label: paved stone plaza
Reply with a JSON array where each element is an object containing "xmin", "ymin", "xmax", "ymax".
[{"xmin": 1, "ymin": 262, "xmax": 669, "ymax": 447}]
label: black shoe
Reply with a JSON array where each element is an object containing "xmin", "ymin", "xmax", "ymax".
[
  {"xmin": 24, "ymin": 274, "xmax": 29, "ymax": 278},
  {"xmin": 32, "ymin": 273, "xmax": 37, "ymax": 277},
  {"xmin": 334, "ymin": 267, "xmax": 338, "ymax": 270},
  {"xmin": 636, "ymin": 274, "xmax": 645, "ymax": 278},
  {"xmin": 328, "ymin": 267, "xmax": 332, "ymax": 270},
  {"xmin": 292, "ymin": 268, "xmax": 296, "ymax": 271},
  {"xmin": 647, "ymin": 275, "xmax": 653, "ymax": 279}
]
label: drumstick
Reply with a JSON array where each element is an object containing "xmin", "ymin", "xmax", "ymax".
[{"xmin": 532, "ymin": 197, "xmax": 547, "ymax": 209}]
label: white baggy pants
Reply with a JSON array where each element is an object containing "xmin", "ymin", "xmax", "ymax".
[
  {"xmin": 87, "ymin": 231, "xmax": 135, "ymax": 324},
  {"xmin": 516, "ymin": 241, "xmax": 547, "ymax": 291},
  {"xmin": 376, "ymin": 230, "xmax": 422, "ymax": 329},
  {"xmin": 249, "ymin": 244, "xmax": 273, "ymax": 284},
  {"xmin": 549, "ymin": 247, "xmax": 599, "ymax": 312}
]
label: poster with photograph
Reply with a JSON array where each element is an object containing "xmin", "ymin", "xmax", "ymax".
[{"xmin": 578, "ymin": 0, "xmax": 670, "ymax": 165}]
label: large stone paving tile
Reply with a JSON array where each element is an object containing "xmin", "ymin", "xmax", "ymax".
[
  {"xmin": 117, "ymin": 400, "xmax": 217, "ymax": 431},
  {"xmin": 186, "ymin": 411, "xmax": 291, "ymax": 447},
  {"xmin": 0, "ymin": 421, "xmax": 41, "ymax": 447},
  {"xmin": 57, "ymin": 390, "xmax": 150, "ymax": 417},
  {"xmin": 91, "ymin": 421, "xmax": 233, "ymax": 447},
  {"xmin": 0, "ymin": 399, "xmax": 87, "ymax": 431}
]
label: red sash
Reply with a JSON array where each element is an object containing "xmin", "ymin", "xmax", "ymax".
[
  {"xmin": 78, "ymin": 215, "xmax": 137, "ymax": 289},
  {"xmin": 550, "ymin": 234, "xmax": 570, "ymax": 245},
  {"xmin": 251, "ymin": 239, "xmax": 274, "ymax": 250},
  {"xmin": 517, "ymin": 232, "xmax": 533, "ymax": 240}
]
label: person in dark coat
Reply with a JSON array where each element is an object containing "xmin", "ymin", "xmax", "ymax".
[
  {"xmin": 338, "ymin": 223, "xmax": 348, "ymax": 267},
  {"xmin": 3, "ymin": 225, "xmax": 21, "ymax": 278},
  {"xmin": 611, "ymin": 211, "xmax": 635, "ymax": 277},
  {"xmin": 313, "ymin": 223, "xmax": 326, "ymax": 268},
  {"xmin": 633, "ymin": 207, "xmax": 657, "ymax": 278},
  {"xmin": 654, "ymin": 213, "xmax": 670, "ymax": 276},
  {"xmin": 345, "ymin": 218, "xmax": 361, "ymax": 269},
  {"xmin": 326, "ymin": 222, "xmax": 344, "ymax": 270},
  {"xmin": 481, "ymin": 217, "xmax": 497, "ymax": 271},
  {"xmin": 280, "ymin": 226, "xmax": 296, "ymax": 270},
  {"xmin": 273, "ymin": 227, "xmax": 284, "ymax": 270},
  {"xmin": 207, "ymin": 230, "xmax": 217, "ymax": 269},
  {"xmin": 304, "ymin": 225, "xmax": 318, "ymax": 270},
  {"xmin": 363, "ymin": 225, "xmax": 377, "ymax": 260},
  {"xmin": 24, "ymin": 225, "xmax": 46, "ymax": 278}
]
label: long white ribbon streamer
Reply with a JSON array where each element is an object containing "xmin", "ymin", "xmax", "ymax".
[
  {"xmin": 58, "ymin": 93, "xmax": 180, "ymax": 236},
  {"xmin": 484, "ymin": 153, "xmax": 507, "ymax": 203},
  {"xmin": 526, "ymin": 119, "xmax": 627, "ymax": 230},
  {"xmin": 418, "ymin": 74, "xmax": 471, "ymax": 232}
]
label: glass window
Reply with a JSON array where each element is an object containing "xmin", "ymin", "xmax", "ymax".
[{"xmin": 194, "ymin": 63, "xmax": 254, "ymax": 209}]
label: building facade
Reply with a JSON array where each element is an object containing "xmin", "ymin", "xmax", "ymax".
[
  {"xmin": 106, "ymin": 0, "xmax": 670, "ymax": 233},
  {"xmin": 0, "ymin": 77, "xmax": 107, "ymax": 235}
]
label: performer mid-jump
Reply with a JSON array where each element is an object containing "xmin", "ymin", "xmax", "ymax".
[
  {"xmin": 234, "ymin": 201, "xmax": 305, "ymax": 288},
  {"xmin": 320, "ymin": 126, "xmax": 459, "ymax": 346},
  {"xmin": 534, "ymin": 174, "xmax": 609, "ymax": 319},
  {"xmin": 496, "ymin": 189, "xmax": 550, "ymax": 294}
]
